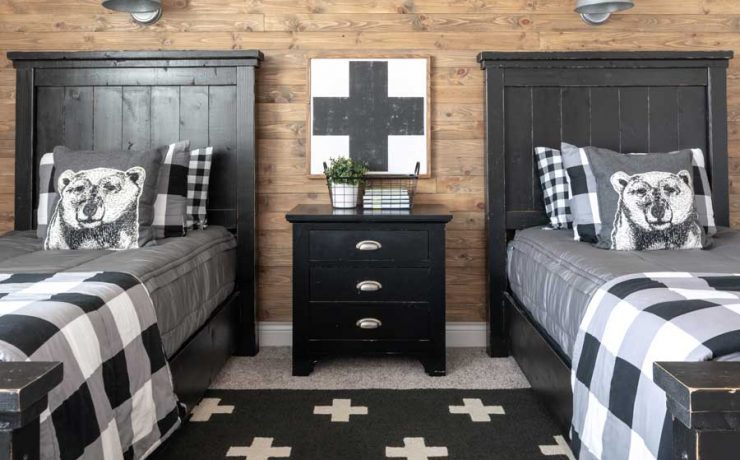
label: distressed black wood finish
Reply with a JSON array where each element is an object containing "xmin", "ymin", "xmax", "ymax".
[
  {"xmin": 478, "ymin": 51, "xmax": 734, "ymax": 449},
  {"xmin": 10, "ymin": 50, "xmax": 262, "ymax": 355},
  {"xmin": 477, "ymin": 51, "xmax": 732, "ymax": 358},
  {"xmin": 655, "ymin": 362, "xmax": 740, "ymax": 460},
  {"xmin": 169, "ymin": 292, "xmax": 238, "ymax": 413},
  {"xmin": 286, "ymin": 204, "xmax": 451, "ymax": 377},
  {"xmin": 6, "ymin": 50, "xmax": 262, "ymax": 458},
  {"xmin": 0, "ymin": 362, "xmax": 62, "ymax": 460},
  {"xmin": 507, "ymin": 293, "xmax": 572, "ymax": 434}
]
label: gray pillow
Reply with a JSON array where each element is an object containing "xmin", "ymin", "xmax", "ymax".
[
  {"xmin": 586, "ymin": 147, "xmax": 706, "ymax": 251},
  {"xmin": 45, "ymin": 146, "xmax": 164, "ymax": 250}
]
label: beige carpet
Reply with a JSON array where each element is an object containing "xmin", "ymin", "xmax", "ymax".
[{"xmin": 211, "ymin": 347, "xmax": 530, "ymax": 390}]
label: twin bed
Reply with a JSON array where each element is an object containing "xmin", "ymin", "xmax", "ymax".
[
  {"xmin": 509, "ymin": 227, "xmax": 740, "ymax": 363},
  {"xmin": 0, "ymin": 51, "xmax": 262, "ymax": 458},
  {"xmin": 479, "ymin": 52, "xmax": 740, "ymax": 459}
]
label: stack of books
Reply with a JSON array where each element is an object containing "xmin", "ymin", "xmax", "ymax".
[{"xmin": 363, "ymin": 188, "xmax": 411, "ymax": 209}]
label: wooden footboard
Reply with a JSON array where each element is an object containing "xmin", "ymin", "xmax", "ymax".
[
  {"xmin": 655, "ymin": 362, "xmax": 740, "ymax": 460},
  {"xmin": 0, "ymin": 362, "xmax": 62, "ymax": 460}
]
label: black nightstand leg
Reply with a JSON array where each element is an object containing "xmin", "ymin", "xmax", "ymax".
[
  {"xmin": 292, "ymin": 357, "xmax": 315, "ymax": 376},
  {"xmin": 421, "ymin": 354, "xmax": 446, "ymax": 377}
]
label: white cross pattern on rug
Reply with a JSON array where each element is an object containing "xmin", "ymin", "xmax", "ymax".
[
  {"xmin": 226, "ymin": 437, "xmax": 291, "ymax": 460},
  {"xmin": 189, "ymin": 397, "xmax": 234, "ymax": 422},
  {"xmin": 386, "ymin": 437, "xmax": 448, "ymax": 460},
  {"xmin": 313, "ymin": 398, "xmax": 368, "ymax": 422},
  {"xmin": 448, "ymin": 398, "xmax": 505, "ymax": 422},
  {"xmin": 539, "ymin": 435, "xmax": 575, "ymax": 460}
]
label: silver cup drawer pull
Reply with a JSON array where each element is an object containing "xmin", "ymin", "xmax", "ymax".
[
  {"xmin": 356, "ymin": 318, "xmax": 382, "ymax": 329},
  {"xmin": 356, "ymin": 240, "xmax": 382, "ymax": 251},
  {"xmin": 356, "ymin": 280, "xmax": 382, "ymax": 292}
]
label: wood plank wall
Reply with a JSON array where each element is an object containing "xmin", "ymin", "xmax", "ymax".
[{"xmin": 1, "ymin": 0, "xmax": 739, "ymax": 322}]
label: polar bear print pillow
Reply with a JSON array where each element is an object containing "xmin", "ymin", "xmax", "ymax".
[
  {"xmin": 45, "ymin": 167, "xmax": 146, "ymax": 250},
  {"xmin": 609, "ymin": 170, "xmax": 703, "ymax": 251},
  {"xmin": 46, "ymin": 145, "xmax": 164, "ymax": 250},
  {"xmin": 584, "ymin": 146, "xmax": 707, "ymax": 251}
]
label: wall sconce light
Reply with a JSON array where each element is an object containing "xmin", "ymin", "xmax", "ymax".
[
  {"xmin": 102, "ymin": 0, "xmax": 162, "ymax": 25},
  {"xmin": 575, "ymin": 0, "xmax": 634, "ymax": 25}
]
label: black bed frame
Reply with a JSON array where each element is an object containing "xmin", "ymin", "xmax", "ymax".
[
  {"xmin": 0, "ymin": 51, "xmax": 262, "ymax": 458},
  {"xmin": 479, "ymin": 51, "xmax": 740, "ymax": 459}
]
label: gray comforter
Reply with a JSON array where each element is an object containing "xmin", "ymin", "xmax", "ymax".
[
  {"xmin": 0, "ymin": 227, "xmax": 236, "ymax": 357},
  {"xmin": 508, "ymin": 226, "xmax": 740, "ymax": 358}
]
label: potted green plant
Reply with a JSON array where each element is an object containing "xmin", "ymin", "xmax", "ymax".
[{"xmin": 324, "ymin": 157, "xmax": 368, "ymax": 208}]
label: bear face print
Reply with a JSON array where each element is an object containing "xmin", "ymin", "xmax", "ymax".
[
  {"xmin": 57, "ymin": 167, "xmax": 145, "ymax": 230},
  {"xmin": 45, "ymin": 167, "xmax": 145, "ymax": 250},
  {"xmin": 610, "ymin": 170, "xmax": 694, "ymax": 232},
  {"xmin": 610, "ymin": 170, "xmax": 702, "ymax": 251}
]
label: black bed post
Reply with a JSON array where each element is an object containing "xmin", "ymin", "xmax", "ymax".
[
  {"xmin": 235, "ymin": 63, "xmax": 259, "ymax": 357},
  {"xmin": 655, "ymin": 362, "xmax": 740, "ymax": 460},
  {"xmin": 481, "ymin": 58, "xmax": 509, "ymax": 358},
  {"xmin": 14, "ymin": 65, "xmax": 35, "ymax": 232},
  {"xmin": 708, "ymin": 64, "xmax": 730, "ymax": 228},
  {"xmin": 0, "ymin": 362, "xmax": 63, "ymax": 460}
]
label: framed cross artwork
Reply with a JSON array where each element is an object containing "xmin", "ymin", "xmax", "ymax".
[{"xmin": 307, "ymin": 56, "xmax": 431, "ymax": 177}]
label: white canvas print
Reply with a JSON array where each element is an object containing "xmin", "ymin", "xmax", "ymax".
[{"xmin": 309, "ymin": 57, "xmax": 430, "ymax": 176}]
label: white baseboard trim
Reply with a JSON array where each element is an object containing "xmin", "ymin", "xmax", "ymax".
[
  {"xmin": 445, "ymin": 322, "xmax": 488, "ymax": 347},
  {"xmin": 257, "ymin": 321, "xmax": 487, "ymax": 348}
]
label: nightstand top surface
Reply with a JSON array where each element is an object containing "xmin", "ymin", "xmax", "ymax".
[{"xmin": 286, "ymin": 204, "xmax": 452, "ymax": 223}]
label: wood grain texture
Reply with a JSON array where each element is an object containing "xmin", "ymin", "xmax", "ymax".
[{"xmin": 1, "ymin": 0, "xmax": 739, "ymax": 322}]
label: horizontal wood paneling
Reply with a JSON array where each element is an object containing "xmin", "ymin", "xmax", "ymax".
[{"xmin": 1, "ymin": 0, "xmax": 739, "ymax": 321}]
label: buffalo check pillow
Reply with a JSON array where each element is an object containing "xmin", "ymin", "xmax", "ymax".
[
  {"xmin": 153, "ymin": 140, "xmax": 191, "ymax": 239},
  {"xmin": 688, "ymin": 148, "xmax": 717, "ymax": 236},
  {"xmin": 561, "ymin": 142, "xmax": 717, "ymax": 244},
  {"xmin": 561, "ymin": 142, "xmax": 601, "ymax": 242},
  {"xmin": 36, "ymin": 152, "xmax": 56, "ymax": 239},
  {"xmin": 187, "ymin": 147, "xmax": 213, "ymax": 230},
  {"xmin": 535, "ymin": 147, "xmax": 572, "ymax": 229}
]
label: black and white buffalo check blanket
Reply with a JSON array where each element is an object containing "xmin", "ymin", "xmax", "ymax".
[
  {"xmin": 571, "ymin": 272, "xmax": 740, "ymax": 459},
  {"xmin": 0, "ymin": 272, "xmax": 179, "ymax": 459}
]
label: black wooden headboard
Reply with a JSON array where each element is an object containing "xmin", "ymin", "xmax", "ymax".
[
  {"xmin": 8, "ymin": 50, "xmax": 263, "ymax": 354},
  {"xmin": 477, "ymin": 51, "xmax": 733, "ymax": 356}
]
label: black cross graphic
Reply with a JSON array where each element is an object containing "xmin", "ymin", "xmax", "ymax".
[{"xmin": 312, "ymin": 61, "xmax": 425, "ymax": 171}]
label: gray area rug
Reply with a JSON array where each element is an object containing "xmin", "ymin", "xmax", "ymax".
[{"xmin": 211, "ymin": 347, "xmax": 530, "ymax": 390}]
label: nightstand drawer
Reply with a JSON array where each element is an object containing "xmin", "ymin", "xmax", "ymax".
[
  {"xmin": 310, "ymin": 267, "xmax": 431, "ymax": 301},
  {"xmin": 309, "ymin": 230, "xmax": 428, "ymax": 262},
  {"xmin": 308, "ymin": 303, "xmax": 431, "ymax": 340}
]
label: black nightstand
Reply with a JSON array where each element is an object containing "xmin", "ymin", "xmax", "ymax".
[{"xmin": 286, "ymin": 204, "xmax": 452, "ymax": 376}]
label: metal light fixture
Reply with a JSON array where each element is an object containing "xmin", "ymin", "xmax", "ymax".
[
  {"xmin": 102, "ymin": 0, "xmax": 162, "ymax": 25},
  {"xmin": 575, "ymin": 0, "xmax": 634, "ymax": 25}
]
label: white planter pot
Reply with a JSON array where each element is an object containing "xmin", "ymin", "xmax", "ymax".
[{"xmin": 330, "ymin": 183, "xmax": 359, "ymax": 208}]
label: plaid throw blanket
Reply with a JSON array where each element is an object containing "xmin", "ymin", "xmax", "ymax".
[
  {"xmin": 571, "ymin": 272, "xmax": 740, "ymax": 460},
  {"xmin": 0, "ymin": 272, "xmax": 179, "ymax": 459}
]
